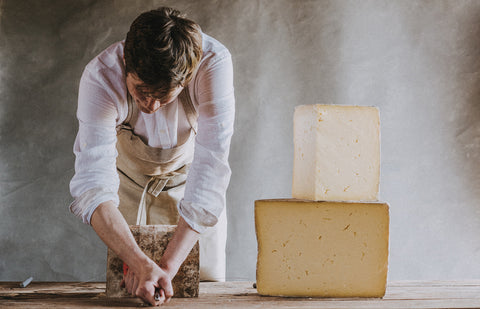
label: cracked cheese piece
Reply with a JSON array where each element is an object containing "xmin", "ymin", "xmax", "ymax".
[
  {"xmin": 255, "ymin": 199, "xmax": 389, "ymax": 297},
  {"xmin": 106, "ymin": 225, "xmax": 199, "ymax": 298},
  {"xmin": 293, "ymin": 104, "xmax": 380, "ymax": 201}
]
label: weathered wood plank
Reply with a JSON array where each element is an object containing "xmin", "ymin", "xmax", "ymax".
[
  {"xmin": 0, "ymin": 282, "xmax": 105, "ymax": 295},
  {"xmin": 1, "ymin": 281, "xmax": 480, "ymax": 308}
]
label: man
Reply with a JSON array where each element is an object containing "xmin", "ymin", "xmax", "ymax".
[{"xmin": 69, "ymin": 7, "xmax": 234, "ymax": 306}]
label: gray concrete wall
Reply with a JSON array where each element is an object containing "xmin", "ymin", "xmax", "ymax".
[{"xmin": 0, "ymin": 0, "xmax": 479, "ymax": 282}]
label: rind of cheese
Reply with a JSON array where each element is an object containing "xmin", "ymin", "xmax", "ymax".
[
  {"xmin": 106, "ymin": 225, "xmax": 199, "ymax": 298},
  {"xmin": 255, "ymin": 199, "xmax": 389, "ymax": 298},
  {"xmin": 293, "ymin": 104, "xmax": 380, "ymax": 201}
]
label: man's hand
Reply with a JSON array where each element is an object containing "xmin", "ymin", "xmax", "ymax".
[
  {"xmin": 121, "ymin": 259, "xmax": 173, "ymax": 306},
  {"xmin": 90, "ymin": 201, "xmax": 175, "ymax": 305}
]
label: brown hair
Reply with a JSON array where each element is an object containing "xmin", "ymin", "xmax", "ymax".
[{"xmin": 124, "ymin": 7, "xmax": 203, "ymax": 93}]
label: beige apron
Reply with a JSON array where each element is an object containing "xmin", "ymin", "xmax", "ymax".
[{"xmin": 116, "ymin": 88, "xmax": 227, "ymax": 281}]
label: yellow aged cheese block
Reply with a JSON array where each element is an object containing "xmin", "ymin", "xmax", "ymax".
[
  {"xmin": 255, "ymin": 199, "xmax": 389, "ymax": 298},
  {"xmin": 293, "ymin": 105, "xmax": 380, "ymax": 201}
]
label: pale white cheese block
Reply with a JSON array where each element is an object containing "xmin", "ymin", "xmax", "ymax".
[
  {"xmin": 255, "ymin": 199, "xmax": 389, "ymax": 298},
  {"xmin": 293, "ymin": 105, "xmax": 380, "ymax": 201}
]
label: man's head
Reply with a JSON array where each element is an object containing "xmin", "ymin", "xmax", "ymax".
[{"xmin": 124, "ymin": 7, "xmax": 202, "ymax": 113}]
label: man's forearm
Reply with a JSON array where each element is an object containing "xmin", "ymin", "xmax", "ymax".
[
  {"xmin": 159, "ymin": 216, "xmax": 200, "ymax": 278},
  {"xmin": 90, "ymin": 201, "xmax": 152, "ymax": 273},
  {"xmin": 91, "ymin": 201, "xmax": 175, "ymax": 305}
]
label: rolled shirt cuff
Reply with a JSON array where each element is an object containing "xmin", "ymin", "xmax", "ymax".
[
  {"xmin": 69, "ymin": 187, "xmax": 119, "ymax": 225},
  {"xmin": 177, "ymin": 199, "xmax": 220, "ymax": 234}
]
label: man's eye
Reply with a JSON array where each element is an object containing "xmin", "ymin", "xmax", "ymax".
[{"xmin": 138, "ymin": 91, "xmax": 152, "ymax": 98}]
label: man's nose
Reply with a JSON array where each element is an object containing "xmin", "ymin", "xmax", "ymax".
[{"xmin": 145, "ymin": 97, "xmax": 161, "ymax": 110}]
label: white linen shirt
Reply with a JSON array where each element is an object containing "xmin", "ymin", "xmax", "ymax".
[{"xmin": 69, "ymin": 33, "xmax": 235, "ymax": 233}]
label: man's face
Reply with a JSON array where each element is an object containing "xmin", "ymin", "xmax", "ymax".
[{"xmin": 126, "ymin": 73, "xmax": 184, "ymax": 114}]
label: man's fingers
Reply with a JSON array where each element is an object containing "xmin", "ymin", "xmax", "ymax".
[
  {"xmin": 160, "ymin": 288, "xmax": 171, "ymax": 304},
  {"xmin": 126, "ymin": 270, "xmax": 134, "ymax": 294},
  {"xmin": 132, "ymin": 275, "xmax": 139, "ymax": 297},
  {"xmin": 137, "ymin": 285, "xmax": 161, "ymax": 306},
  {"xmin": 156, "ymin": 288, "xmax": 166, "ymax": 304},
  {"xmin": 158, "ymin": 276, "xmax": 174, "ymax": 299},
  {"xmin": 158, "ymin": 289, "xmax": 166, "ymax": 304},
  {"xmin": 121, "ymin": 261, "xmax": 174, "ymax": 306}
]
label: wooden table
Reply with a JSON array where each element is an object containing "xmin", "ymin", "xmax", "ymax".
[{"xmin": 1, "ymin": 280, "xmax": 480, "ymax": 308}]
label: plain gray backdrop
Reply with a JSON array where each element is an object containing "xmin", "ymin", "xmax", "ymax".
[{"xmin": 1, "ymin": 0, "xmax": 479, "ymax": 282}]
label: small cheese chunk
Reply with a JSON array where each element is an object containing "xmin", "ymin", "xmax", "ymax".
[
  {"xmin": 255, "ymin": 199, "xmax": 389, "ymax": 297},
  {"xmin": 293, "ymin": 105, "xmax": 380, "ymax": 201}
]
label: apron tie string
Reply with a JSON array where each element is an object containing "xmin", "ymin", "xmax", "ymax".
[{"xmin": 136, "ymin": 165, "xmax": 190, "ymax": 225}]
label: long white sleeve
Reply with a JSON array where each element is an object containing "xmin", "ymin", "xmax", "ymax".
[
  {"xmin": 179, "ymin": 51, "xmax": 235, "ymax": 233},
  {"xmin": 69, "ymin": 63, "xmax": 123, "ymax": 224}
]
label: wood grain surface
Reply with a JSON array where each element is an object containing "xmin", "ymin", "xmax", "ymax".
[{"xmin": 1, "ymin": 280, "xmax": 480, "ymax": 308}]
